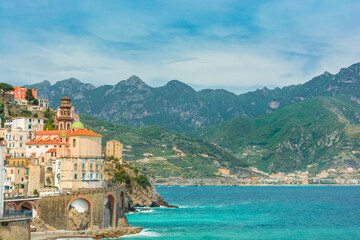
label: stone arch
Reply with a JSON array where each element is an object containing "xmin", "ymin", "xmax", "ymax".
[
  {"xmin": 66, "ymin": 122, "xmax": 71, "ymax": 130},
  {"xmin": 17, "ymin": 201, "xmax": 38, "ymax": 218},
  {"xmin": 67, "ymin": 196, "xmax": 92, "ymax": 230},
  {"xmin": 59, "ymin": 122, "xmax": 64, "ymax": 130},
  {"xmin": 4, "ymin": 202, "xmax": 17, "ymax": 212},
  {"xmin": 120, "ymin": 191, "xmax": 126, "ymax": 218},
  {"xmin": 104, "ymin": 193, "xmax": 116, "ymax": 228}
]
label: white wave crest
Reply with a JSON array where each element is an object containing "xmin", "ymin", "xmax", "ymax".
[
  {"xmin": 122, "ymin": 229, "xmax": 161, "ymax": 238},
  {"xmin": 138, "ymin": 209, "xmax": 155, "ymax": 213}
]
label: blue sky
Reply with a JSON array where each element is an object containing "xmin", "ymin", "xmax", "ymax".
[{"xmin": 1, "ymin": 0, "xmax": 359, "ymax": 93}]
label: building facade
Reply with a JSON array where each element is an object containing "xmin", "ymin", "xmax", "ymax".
[
  {"xmin": 4, "ymin": 117, "xmax": 44, "ymax": 158},
  {"xmin": 10, "ymin": 86, "xmax": 37, "ymax": 101},
  {"xmin": 5, "ymin": 158, "xmax": 30, "ymax": 196},
  {"xmin": 39, "ymin": 98, "xmax": 49, "ymax": 109},
  {"xmin": 105, "ymin": 140, "xmax": 123, "ymax": 164},
  {"xmin": 56, "ymin": 120, "xmax": 105, "ymax": 190}
]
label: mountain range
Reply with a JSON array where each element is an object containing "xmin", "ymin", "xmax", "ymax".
[
  {"xmin": 24, "ymin": 62, "xmax": 360, "ymax": 175},
  {"xmin": 188, "ymin": 95, "xmax": 360, "ymax": 173},
  {"xmin": 28, "ymin": 62, "xmax": 360, "ymax": 132}
]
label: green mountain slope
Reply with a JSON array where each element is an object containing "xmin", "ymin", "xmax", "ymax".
[
  {"xmin": 28, "ymin": 63, "xmax": 360, "ymax": 132},
  {"xmin": 80, "ymin": 114, "xmax": 254, "ymax": 181},
  {"xmin": 189, "ymin": 95, "xmax": 360, "ymax": 173}
]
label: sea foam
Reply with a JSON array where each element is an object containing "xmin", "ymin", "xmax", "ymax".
[{"xmin": 122, "ymin": 229, "xmax": 161, "ymax": 238}]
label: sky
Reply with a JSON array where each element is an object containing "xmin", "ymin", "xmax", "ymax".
[{"xmin": 0, "ymin": 0, "xmax": 359, "ymax": 93}]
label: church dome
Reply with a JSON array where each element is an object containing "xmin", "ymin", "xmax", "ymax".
[
  {"xmin": 71, "ymin": 116, "xmax": 84, "ymax": 129},
  {"xmin": 59, "ymin": 130, "xmax": 68, "ymax": 138}
]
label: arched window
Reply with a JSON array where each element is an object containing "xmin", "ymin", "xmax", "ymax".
[{"xmin": 73, "ymin": 139, "xmax": 76, "ymax": 147}]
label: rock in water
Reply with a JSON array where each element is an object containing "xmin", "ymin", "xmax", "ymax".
[{"xmin": 117, "ymin": 216, "xmax": 129, "ymax": 227}]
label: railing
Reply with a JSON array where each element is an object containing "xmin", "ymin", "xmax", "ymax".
[{"xmin": 0, "ymin": 210, "xmax": 32, "ymax": 221}]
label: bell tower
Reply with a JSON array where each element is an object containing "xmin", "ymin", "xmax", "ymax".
[{"xmin": 57, "ymin": 96, "xmax": 74, "ymax": 130}]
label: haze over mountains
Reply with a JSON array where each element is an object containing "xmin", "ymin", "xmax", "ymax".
[{"xmin": 29, "ymin": 62, "xmax": 360, "ymax": 132}]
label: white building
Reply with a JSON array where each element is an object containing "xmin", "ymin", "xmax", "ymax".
[
  {"xmin": 4, "ymin": 117, "xmax": 44, "ymax": 158},
  {"xmin": 5, "ymin": 117, "xmax": 44, "ymax": 133},
  {"xmin": 5, "ymin": 128, "xmax": 28, "ymax": 157},
  {"xmin": 39, "ymin": 98, "xmax": 49, "ymax": 109}
]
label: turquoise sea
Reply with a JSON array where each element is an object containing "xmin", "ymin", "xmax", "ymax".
[{"xmin": 123, "ymin": 186, "xmax": 360, "ymax": 240}]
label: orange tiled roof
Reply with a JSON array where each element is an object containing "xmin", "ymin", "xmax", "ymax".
[
  {"xmin": 68, "ymin": 129, "xmax": 102, "ymax": 137},
  {"xmin": 26, "ymin": 137, "xmax": 60, "ymax": 145},
  {"xmin": 35, "ymin": 130, "xmax": 62, "ymax": 135},
  {"xmin": 35, "ymin": 130, "xmax": 72, "ymax": 135},
  {"xmin": 47, "ymin": 148, "xmax": 57, "ymax": 153}
]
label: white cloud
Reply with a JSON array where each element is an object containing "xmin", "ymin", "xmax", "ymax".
[{"xmin": 1, "ymin": 0, "xmax": 359, "ymax": 93}]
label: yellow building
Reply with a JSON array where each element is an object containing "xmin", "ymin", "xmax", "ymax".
[
  {"xmin": 7, "ymin": 158, "xmax": 30, "ymax": 168},
  {"xmin": 105, "ymin": 140, "xmax": 123, "ymax": 164}
]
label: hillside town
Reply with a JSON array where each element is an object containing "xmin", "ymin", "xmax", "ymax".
[
  {"xmin": 1, "ymin": 87, "xmax": 124, "ymax": 197},
  {"xmin": 0, "ymin": 85, "xmax": 141, "ymax": 239}
]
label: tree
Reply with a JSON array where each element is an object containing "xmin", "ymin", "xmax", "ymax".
[
  {"xmin": 0, "ymin": 83, "xmax": 14, "ymax": 104},
  {"xmin": 25, "ymin": 88, "xmax": 35, "ymax": 102},
  {"xmin": 46, "ymin": 177, "xmax": 51, "ymax": 185},
  {"xmin": 33, "ymin": 99, "xmax": 39, "ymax": 106},
  {"xmin": 33, "ymin": 189, "xmax": 39, "ymax": 195}
]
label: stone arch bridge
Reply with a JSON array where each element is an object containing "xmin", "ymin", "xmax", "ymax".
[{"xmin": 4, "ymin": 185, "xmax": 127, "ymax": 230}]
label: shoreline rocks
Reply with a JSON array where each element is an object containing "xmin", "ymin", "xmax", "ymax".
[
  {"xmin": 125, "ymin": 183, "xmax": 179, "ymax": 210},
  {"xmin": 93, "ymin": 226, "xmax": 142, "ymax": 239},
  {"xmin": 140, "ymin": 208, "xmax": 151, "ymax": 212}
]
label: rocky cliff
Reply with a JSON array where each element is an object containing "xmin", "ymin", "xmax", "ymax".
[
  {"xmin": 105, "ymin": 162, "xmax": 178, "ymax": 211},
  {"xmin": 125, "ymin": 183, "xmax": 178, "ymax": 211}
]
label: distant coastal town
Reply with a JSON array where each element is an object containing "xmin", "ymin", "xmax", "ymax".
[{"xmin": 237, "ymin": 167, "xmax": 360, "ymax": 185}]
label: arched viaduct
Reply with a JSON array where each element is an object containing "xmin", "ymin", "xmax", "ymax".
[{"xmin": 4, "ymin": 185, "xmax": 127, "ymax": 230}]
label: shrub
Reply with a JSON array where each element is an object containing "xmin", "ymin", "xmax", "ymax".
[
  {"xmin": 134, "ymin": 174, "xmax": 151, "ymax": 188},
  {"xmin": 33, "ymin": 189, "xmax": 39, "ymax": 195},
  {"xmin": 33, "ymin": 113, "xmax": 38, "ymax": 118},
  {"xmin": 113, "ymin": 170, "xmax": 131, "ymax": 186},
  {"xmin": 44, "ymin": 123, "xmax": 56, "ymax": 130},
  {"xmin": 46, "ymin": 177, "xmax": 51, "ymax": 185},
  {"xmin": 21, "ymin": 109, "xmax": 32, "ymax": 117},
  {"xmin": 134, "ymin": 168, "xmax": 139, "ymax": 176},
  {"xmin": 115, "ymin": 163, "xmax": 123, "ymax": 170}
]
